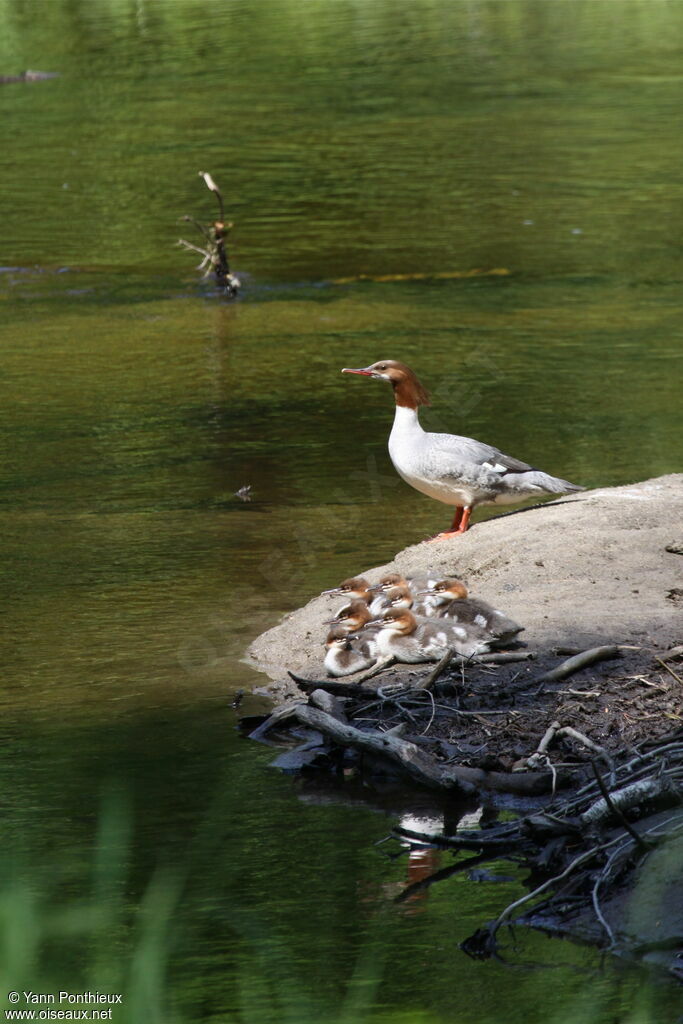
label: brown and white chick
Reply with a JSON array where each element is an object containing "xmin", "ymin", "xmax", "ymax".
[{"xmin": 423, "ymin": 579, "xmax": 523, "ymax": 643}]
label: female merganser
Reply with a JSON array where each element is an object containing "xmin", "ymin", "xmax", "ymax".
[
  {"xmin": 321, "ymin": 577, "xmax": 373, "ymax": 601},
  {"xmin": 324, "ymin": 625, "xmax": 377, "ymax": 677},
  {"xmin": 342, "ymin": 360, "xmax": 583, "ymax": 538},
  {"xmin": 421, "ymin": 579, "xmax": 523, "ymax": 642},
  {"xmin": 368, "ymin": 608, "xmax": 491, "ymax": 662}
]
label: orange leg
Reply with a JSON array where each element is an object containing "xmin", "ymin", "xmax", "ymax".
[{"xmin": 427, "ymin": 506, "xmax": 472, "ymax": 542}]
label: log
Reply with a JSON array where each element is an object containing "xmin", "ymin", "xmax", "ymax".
[
  {"xmin": 292, "ymin": 705, "xmax": 476, "ymax": 794},
  {"xmin": 580, "ymin": 777, "xmax": 680, "ymax": 827},
  {"xmin": 292, "ymin": 705, "xmax": 563, "ymax": 795}
]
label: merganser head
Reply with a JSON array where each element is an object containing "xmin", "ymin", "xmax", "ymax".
[
  {"xmin": 325, "ymin": 599, "xmax": 373, "ymax": 630},
  {"xmin": 321, "ymin": 577, "xmax": 371, "ymax": 600},
  {"xmin": 341, "ymin": 360, "xmax": 431, "ymax": 409},
  {"xmin": 325, "ymin": 625, "xmax": 353, "ymax": 650},
  {"xmin": 368, "ymin": 572, "xmax": 408, "ymax": 594},
  {"xmin": 385, "ymin": 584, "xmax": 413, "ymax": 609},
  {"xmin": 429, "ymin": 579, "xmax": 469, "ymax": 602},
  {"xmin": 368, "ymin": 608, "xmax": 418, "ymax": 635}
]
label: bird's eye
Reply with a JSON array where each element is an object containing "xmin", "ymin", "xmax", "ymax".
[{"xmin": 377, "ymin": 364, "xmax": 387, "ymax": 370}]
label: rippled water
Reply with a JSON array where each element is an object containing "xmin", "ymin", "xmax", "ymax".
[{"xmin": 1, "ymin": 1, "xmax": 682, "ymax": 1020}]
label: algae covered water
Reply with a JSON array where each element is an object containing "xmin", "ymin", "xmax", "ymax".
[{"xmin": 1, "ymin": 1, "xmax": 682, "ymax": 1020}]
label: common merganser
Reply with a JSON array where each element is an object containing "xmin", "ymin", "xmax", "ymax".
[
  {"xmin": 321, "ymin": 577, "xmax": 373, "ymax": 601},
  {"xmin": 421, "ymin": 579, "xmax": 523, "ymax": 642},
  {"xmin": 368, "ymin": 608, "xmax": 491, "ymax": 662},
  {"xmin": 342, "ymin": 360, "xmax": 583, "ymax": 538},
  {"xmin": 324, "ymin": 625, "xmax": 377, "ymax": 677}
]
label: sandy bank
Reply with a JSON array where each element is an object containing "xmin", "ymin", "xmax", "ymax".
[{"xmin": 246, "ymin": 474, "xmax": 682, "ymax": 692}]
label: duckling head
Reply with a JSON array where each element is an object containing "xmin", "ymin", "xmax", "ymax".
[
  {"xmin": 430, "ymin": 579, "xmax": 469, "ymax": 602},
  {"xmin": 325, "ymin": 625, "xmax": 353, "ymax": 650},
  {"xmin": 385, "ymin": 584, "xmax": 413, "ymax": 609},
  {"xmin": 368, "ymin": 572, "xmax": 407, "ymax": 594},
  {"xmin": 321, "ymin": 576, "xmax": 371, "ymax": 600},
  {"xmin": 325, "ymin": 599, "xmax": 373, "ymax": 630},
  {"xmin": 372, "ymin": 608, "xmax": 418, "ymax": 635}
]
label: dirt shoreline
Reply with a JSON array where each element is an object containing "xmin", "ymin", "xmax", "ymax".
[{"xmin": 246, "ymin": 474, "xmax": 682, "ymax": 691}]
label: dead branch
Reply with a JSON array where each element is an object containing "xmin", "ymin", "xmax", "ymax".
[
  {"xmin": 177, "ymin": 171, "xmax": 240, "ymax": 296},
  {"xmin": 292, "ymin": 704, "xmax": 477, "ymax": 794},
  {"xmin": 580, "ymin": 776, "xmax": 680, "ymax": 828},
  {"xmin": 536, "ymin": 645, "xmax": 621, "ymax": 683},
  {"xmin": 590, "ymin": 761, "xmax": 650, "ymax": 850}
]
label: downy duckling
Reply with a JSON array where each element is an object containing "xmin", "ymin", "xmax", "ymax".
[
  {"xmin": 423, "ymin": 579, "xmax": 523, "ymax": 642},
  {"xmin": 324, "ymin": 626, "xmax": 377, "ymax": 677},
  {"xmin": 368, "ymin": 608, "xmax": 491, "ymax": 663},
  {"xmin": 325, "ymin": 600, "xmax": 380, "ymax": 652}
]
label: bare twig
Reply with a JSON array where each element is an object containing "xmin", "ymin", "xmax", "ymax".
[{"xmin": 656, "ymin": 656, "xmax": 683, "ymax": 686}]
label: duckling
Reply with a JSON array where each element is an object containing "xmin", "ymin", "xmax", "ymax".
[
  {"xmin": 324, "ymin": 625, "xmax": 377, "ymax": 677},
  {"xmin": 368, "ymin": 608, "xmax": 491, "ymax": 663},
  {"xmin": 423, "ymin": 579, "xmax": 523, "ymax": 642},
  {"xmin": 325, "ymin": 600, "xmax": 380, "ymax": 652}
]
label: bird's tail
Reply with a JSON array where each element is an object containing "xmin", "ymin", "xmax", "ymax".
[{"xmin": 523, "ymin": 471, "xmax": 584, "ymax": 495}]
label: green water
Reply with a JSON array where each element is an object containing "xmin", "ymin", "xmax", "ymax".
[{"xmin": 1, "ymin": 1, "xmax": 682, "ymax": 1020}]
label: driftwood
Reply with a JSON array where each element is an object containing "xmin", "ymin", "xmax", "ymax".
[
  {"xmin": 291, "ymin": 704, "xmax": 477, "ymax": 795},
  {"xmin": 291, "ymin": 705, "xmax": 562, "ymax": 796}
]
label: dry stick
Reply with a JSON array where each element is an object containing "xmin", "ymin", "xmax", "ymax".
[
  {"xmin": 557, "ymin": 726, "xmax": 616, "ymax": 781},
  {"xmin": 536, "ymin": 645, "xmax": 622, "ymax": 684},
  {"xmin": 476, "ymin": 652, "xmax": 535, "ymax": 664},
  {"xmin": 293, "ymin": 705, "xmax": 558, "ymax": 795},
  {"xmin": 354, "ymin": 656, "xmax": 397, "ymax": 684},
  {"xmin": 590, "ymin": 761, "xmax": 650, "ymax": 851},
  {"xmin": 419, "ymin": 649, "xmax": 454, "ymax": 690},
  {"xmin": 287, "ymin": 671, "xmax": 378, "ymax": 700},
  {"xmin": 656, "ymin": 656, "xmax": 683, "ymax": 686}
]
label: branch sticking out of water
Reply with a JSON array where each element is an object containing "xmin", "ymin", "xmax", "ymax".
[{"xmin": 177, "ymin": 172, "xmax": 240, "ymax": 297}]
